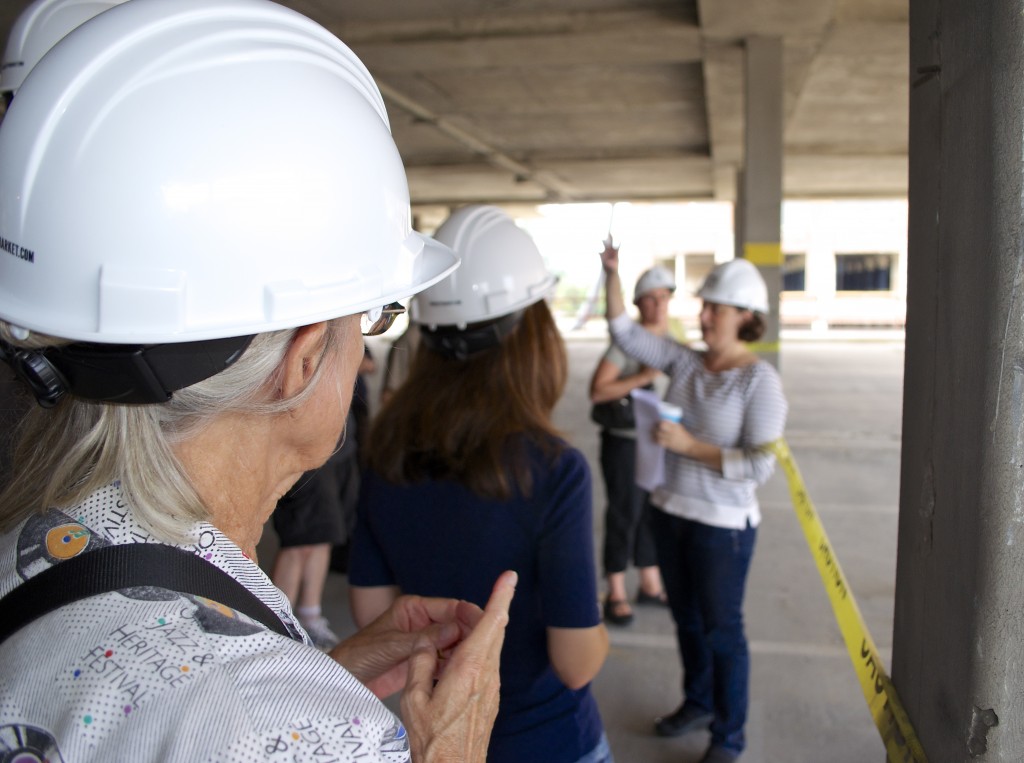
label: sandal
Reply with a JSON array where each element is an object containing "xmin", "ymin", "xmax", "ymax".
[
  {"xmin": 637, "ymin": 589, "xmax": 669, "ymax": 607},
  {"xmin": 603, "ymin": 597, "xmax": 635, "ymax": 626}
]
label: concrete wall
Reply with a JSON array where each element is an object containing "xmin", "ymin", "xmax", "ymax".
[{"xmin": 895, "ymin": 0, "xmax": 1024, "ymax": 759}]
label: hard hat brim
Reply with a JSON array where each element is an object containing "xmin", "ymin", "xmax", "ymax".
[{"xmin": 0, "ymin": 234, "xmax": 461, "ymax": 344}]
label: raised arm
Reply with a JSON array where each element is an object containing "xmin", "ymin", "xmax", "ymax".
[
  {"xmin": 599, "ymin": 240, "xmax": 687, "ymax": 373},
  {"xmin": 599, "ymin": 239, "xmax": 626, "ymax": 320}
]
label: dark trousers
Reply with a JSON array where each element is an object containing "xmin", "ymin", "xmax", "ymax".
[
  {"xmin": 652, "ymin": 509, "xmax": 756, "ymax": 754},
  {"xmin": 599, "ymin": 431, "xmax": 658, "ymax": 575}
]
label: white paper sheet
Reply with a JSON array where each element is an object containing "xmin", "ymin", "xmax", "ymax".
[{"xmin": 630, "ymin": 387, "xmax": 665, "ymax": 491}]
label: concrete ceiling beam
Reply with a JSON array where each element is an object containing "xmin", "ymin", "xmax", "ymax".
[
  {"xmin": 697, "ymin": 0, "xmax": 836, "ymax": 38},
  {"xmin": 320, "ymin": 8, "xmax": 698, "ymax": 43},
  {"xmin": 0, "ymin": 0, "xmax": 911, "ymax": 204},
  {"xmin": 378, "ymin": 81, "xmax": 579, "ymax": 202},
  {"xmin": 702, "ymin": 42, "xmax": 745, "ymax": 166},
  {"xmin": 349, "ymin": 25, "xmax": 703, "ymax": 73}
]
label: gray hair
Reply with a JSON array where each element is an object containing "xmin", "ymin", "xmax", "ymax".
[{"xmin": 0, "ymin": 319, "xmax": 348, "ymax": 543}]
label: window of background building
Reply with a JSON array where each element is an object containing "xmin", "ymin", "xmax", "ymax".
[
  {"xmin": 684, "ymin": 253, "xmax": 715, "ymax": 294},
  {"xmin": 835, "ymin": 253, "xmax": 894, "ymax": 291},
  {"xmin": 783, "ymin": 253, "xmax": 806, "ymax": 292},
  {"xmin": 655, "ymin": 256, "xmax": 677, "ymax": 284}
]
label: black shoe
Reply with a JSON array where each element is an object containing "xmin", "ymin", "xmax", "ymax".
[
  {"xmin": 636, "ymin": 589, "xmax": 669, "ymax": 607},
  {"xmin": 698, "ymin": 745, "xmax": 740, "ymax": 763},
  {"xmin": 603, "ymin": 597, "xmax": 634, "ymax": 626},
  {"xmin": 654, "ymin": 704, "xmax": 713, "ymax": 737}
]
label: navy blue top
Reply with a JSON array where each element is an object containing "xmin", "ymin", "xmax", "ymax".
[{"xmin": 349, "ymin": 438, "xmax": 604, "ymax": 763}]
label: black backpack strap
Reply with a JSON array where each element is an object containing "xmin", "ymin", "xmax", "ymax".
[{"xmin": 0, "ymin": 543, "xmax": 296, "ymax": 646}]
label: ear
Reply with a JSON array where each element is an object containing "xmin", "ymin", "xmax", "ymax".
[{"xmin": 279, "ymin": 322, "xmax": 330, "ymax": 399}]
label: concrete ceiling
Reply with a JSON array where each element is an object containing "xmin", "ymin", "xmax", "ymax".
[{"xmin": 0, "ymin": 0, "xmax": 909, "ymax": 220}]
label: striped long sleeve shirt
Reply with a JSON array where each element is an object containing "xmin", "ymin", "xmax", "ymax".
[{"xmin": 609, "ymin": 313, "xmax": 788, "ymax": 529}]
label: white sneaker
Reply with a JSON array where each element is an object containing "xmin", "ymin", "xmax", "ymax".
[{"xmin": 299, "ymin": 614, "xmax": 339, "ymax": 650}]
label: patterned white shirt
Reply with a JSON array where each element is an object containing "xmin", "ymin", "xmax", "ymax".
[{"xmin": 0, "ymin": 483, "xmax": 410, "ymax": 762}]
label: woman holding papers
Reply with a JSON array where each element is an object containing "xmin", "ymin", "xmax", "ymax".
[{"xmin": 599, "ymin": 242, "xmax": 788, "ymax": 763}]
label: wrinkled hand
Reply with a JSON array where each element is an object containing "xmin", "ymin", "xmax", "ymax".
[
  {"xmin": 330, "ymin": 592, "xmax": 485, "ymax": 698},
  {"xmin": 654, "ymin": 418, "xmax": 697, "ymax": 456},
  {"xmin": 402, "ymin": 570, "xmax": 517, "ymax": 763},
  {"xmin": 599, "ymin": 238, "xmax": 619, "ymax": 274}
]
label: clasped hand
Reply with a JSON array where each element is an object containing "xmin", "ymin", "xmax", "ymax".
[{"xmin": 331, "ymin": 571, "xmax": 517, "ymax": 762}]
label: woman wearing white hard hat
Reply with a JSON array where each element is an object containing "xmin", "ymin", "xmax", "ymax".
[
  {"xmin": 599, "ymin": 242, "xmax": 788, "ymax": 763},
  {"xmin": 349, "ymin": 205, "xmax": 613, "ymax": 763},
  {"xmin": 589, "ymin": 266, "xmax": 674, "ymax": 626},
  {"xmin": 0, "ymin": 2, "xmax": 515, "ymax": 761},
  {"xmin": 0, "ymin": 0, "xmax": 129, "ymax": 98},
  {"xmin": 0, "ymin": 0, "xmax": 128, "ymax": 485}
]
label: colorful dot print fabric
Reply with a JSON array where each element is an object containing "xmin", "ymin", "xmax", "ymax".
[{"xmin": 0, "ymin": 483, "xmax": 410, "ymax": 762}]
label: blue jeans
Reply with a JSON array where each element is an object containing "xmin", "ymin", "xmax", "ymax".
[
  {"xmin": 573, "ymin": 733, "xmax": 614, "ymax": 763},
  {"xmin": 652, "ymin": 510, "xmax": 757, "ymax": 754}
]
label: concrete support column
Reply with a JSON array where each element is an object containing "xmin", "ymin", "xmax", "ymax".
[
  {"xmin": 739, "ymin": 36, "xmax": 783, "ymax": 366},
  {"xmin": 734, "ymin": 167, "xmax": 746, "ymax": 261},
  {"xmin": 895, "ymin": 0, "xmax": 1024, "ymax": 758}
]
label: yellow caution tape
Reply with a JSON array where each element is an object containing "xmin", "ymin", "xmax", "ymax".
[
  {"xmin": 767, "ymin": 439, "xmax": 928, "ymax": 763},
  {"xmin": 745, "ymin": 341, "xmax": 780, "ymax": 355},
  {"xmin": 743, "ymin": 242, "xmax": 784, "ymax": 267}
]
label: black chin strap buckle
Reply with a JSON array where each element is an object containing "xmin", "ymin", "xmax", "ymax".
[{"xmin": 0, "ymin": 340, "xmax": 67, "ymax": 408}]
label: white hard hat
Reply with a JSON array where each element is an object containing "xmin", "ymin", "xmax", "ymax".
[
  {"xmin": 633, "ymin": 265, "xmax": 676, "ymax": 303},
  {"xmin": 697, "ymin": 258, "xmax": 770, "ymax": 314},
  {"xmin": 1, "ymin": 0, "xmax": 129, "ymax": 94},
  {"xmin": 411, "ymin": 205, "xmax": 557, "ymax": 329},
  {"xmin": 0, "ymin": 0, "xmax": 458, "ymax": 346}
]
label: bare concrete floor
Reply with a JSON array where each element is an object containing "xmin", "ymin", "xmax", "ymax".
[{"xmin": 259, "ymin": 336, "xmax": 905, "ymax": 763}]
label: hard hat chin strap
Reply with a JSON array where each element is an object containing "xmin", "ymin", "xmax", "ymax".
[
  {"xmin": 420, "ymin": 311, "xmax": 523, "ymax": 361},
  {"xmin": 0, "ymin": 335, "xmax": 255, "ymax": 407}
]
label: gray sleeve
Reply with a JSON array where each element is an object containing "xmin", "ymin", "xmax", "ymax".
[
  {"xmin": 608, "ymin": 312, "xmax": 688, "ymax": 374},
  {"xmin": 721, "ymin": 364, "xmax": 789, "ymax": 484}
]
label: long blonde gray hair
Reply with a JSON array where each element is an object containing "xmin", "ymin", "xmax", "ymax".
[{"xmin": 0, "ymin": 319, "xmax": 348, "ymax": 543}]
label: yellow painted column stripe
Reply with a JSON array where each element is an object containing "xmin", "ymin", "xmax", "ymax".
[
  {"xmin": 743, "ymin": 242, "xmax": 784, "ymax": 267},
  {"xmin": 767, "ymin": 439, "xmax": 929, "ymax": 763}
]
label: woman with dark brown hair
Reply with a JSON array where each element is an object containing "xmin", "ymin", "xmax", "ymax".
[{"xmin": 349, "ymin": 206, "xmax": 612, "ymax": 763}]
